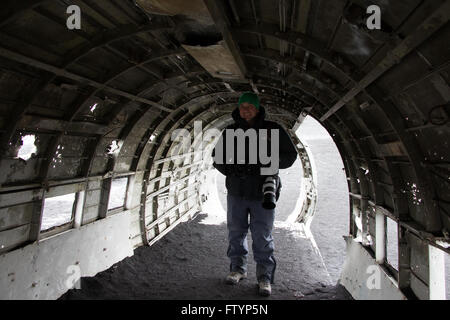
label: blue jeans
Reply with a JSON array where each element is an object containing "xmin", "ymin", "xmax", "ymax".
[{"xmin": 226, "ymin": 194, "xmax": 276, "ymax": 283}]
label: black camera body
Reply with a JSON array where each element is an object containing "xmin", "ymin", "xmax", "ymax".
[{"xmin": 262, "ymin": 176, "xmax": 279, "ymax": 209}]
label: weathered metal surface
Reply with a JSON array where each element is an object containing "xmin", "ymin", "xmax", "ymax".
[
  {"xmin": 0, "ymin": 47, "xmax": 173, "ymax": 113},
  {"xmin": 136, "ymin": 0, "xmax": 214, "ymax": 25},
  {"xmin": 0, "ymin": 211, "xmax": 133, "ymax": 299},
  {"xmin": 340, "ymin": 236, "xmax": 407, "ymax": 300},
  {"xmin": 203, "ymin": 0, "xmax": 248, "ymax": 79},
  {"xmin": 320, "ymin": 1, "xmax": 450, "ymax": 121},
  {"xmin": 0, "ymin": 203, "xmax": 33, "ymax": 232},
  {"xmin": 182, "ymin": 41, "xmax": 244, "ymax": 80}
]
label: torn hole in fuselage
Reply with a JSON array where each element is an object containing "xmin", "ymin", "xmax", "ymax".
[
  {"xmin": 16, "ymin": 134, "xmax": 37, "ymax": 161},
  {"xmin": 89, "ymin": 103, "xmax": 98, "ymax": 112},
  {"xmin": 51, "ymin": 144, "xmax": 65, "ymax": 168},
  {"xmin": 106, "ymin": 139, "xmax": 123, "ymax": 156}
]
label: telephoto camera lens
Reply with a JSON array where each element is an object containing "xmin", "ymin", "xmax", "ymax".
[{"xmin": 262, "ymin": 176, "xmax": 277, "ymax": 209}]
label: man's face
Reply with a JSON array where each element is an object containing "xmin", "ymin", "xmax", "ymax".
[{"xmin": 239, "ymin": 102, "xmax": 258, "ymax": 122}]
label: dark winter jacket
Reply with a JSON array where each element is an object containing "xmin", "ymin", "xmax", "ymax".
[{"xmin": 212, "ymin": 106, "xmax": 298, "ymax": 200}]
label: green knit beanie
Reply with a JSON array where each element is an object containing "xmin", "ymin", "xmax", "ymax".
[{"xmin": 238, "ymin": 92, "xmax": 260, "ymax": 110}]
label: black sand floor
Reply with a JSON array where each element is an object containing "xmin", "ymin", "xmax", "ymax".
[{"xmin": 60, "ymin": 211, "xmax": 351, "ymax": 300}]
